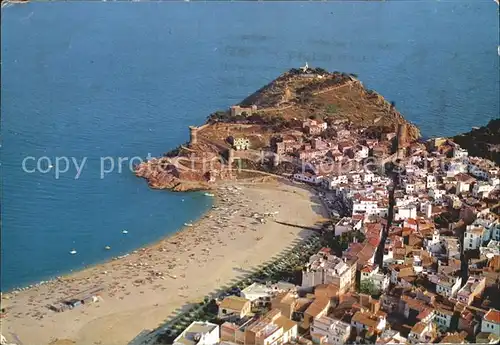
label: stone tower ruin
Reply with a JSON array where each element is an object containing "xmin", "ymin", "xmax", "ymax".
[{"xmin": 189, "ymin": 126, "xmax": 198, "ymax": 146}]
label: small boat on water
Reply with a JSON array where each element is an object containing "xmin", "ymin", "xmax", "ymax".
[
  {"xmin": 69, "ymin": 249, "xmax": 77, "ymax": 255},
  {"xmin": 204, "ymin": 192, "xmax": 215, "ymax": 197},
  {"xmin": 122, "ymin": 230, "xmax": 128, "ymax": 234},
  {"xmin": 184, "ymin": 223, "xmax": 193, "ymax": 227},
  {"xmin": 105, "ymin": 246, "xmax": 111, "ymax": 250}
]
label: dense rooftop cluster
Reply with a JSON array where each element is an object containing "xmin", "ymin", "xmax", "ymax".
[{"xmin": 165, "ymin": 118, "xmax": 500, "ymax": 345}]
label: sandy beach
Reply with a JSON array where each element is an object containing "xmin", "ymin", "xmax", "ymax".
[{"xmin": 1, "ymin": 180, "xmax": 327, "ymax": 345}]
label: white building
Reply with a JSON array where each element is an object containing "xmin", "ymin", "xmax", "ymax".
[
  {"xmin": 408, "ymin": 321, "xmax": 436, "ymax": 344},
  {"xmin": 429, "ymin": 188, "xmax": 446, "ymax": 201},
  {"xmin": 352, "ymin": 197, "xmax": 388, "ymax": 218},
  {"xmin": 327, "ymin": 174, "xmax": 349, "ymax": 188},
  {"xmin": 355, "ymin": 145, "xmax": 369, "ymax": 160},
  {"xmin": 472, "ymin": 217, "xmax": 500, "ymax": 243},
  {"xmin": 431, "ymin": 274, "xmax": 462, "ymax": 298},
  {"xmin": 465, "ymin": 224, "xmax": 485, "ymax": 251},
  {"xmin": 468, "ymin": 158, "xmax": 496, "ymax": 180},
  {"xmin": 481, "ymin": 309, "xmax": 500, "ymax": 336},
  {"xmin": 434, "ymin": 305, "xmax": 454, "ymax": 330},
  {"xmin": 363, "ymin": 171, "xmax": 375, "ymax": 183},
  {"xmin": 426, "ymin": 175, "xmax": 437, "ymax": 190},
  {"xmin": 302, "ymin": 251, "xmax": 355, "ymax": 293},
  {"xmin": 446, "ymin": 161, "xmax": 468, "ymax": 177},
  {"xmin": 453, "ymin": 147, "xmax": 468, "ymax": 159},
  {"xmin": 311, "ymin": 316, "xmax": 351, "ymax": 345},
  {"xmin": 173, "ymin": 321, "xmax": 220, "ymax": 345},
  {"xmin": 351, "ymin": 311, "xmax": 386, "ymax": 335},
  {"xmin": 360, "ymin": 266, "xmax": 390, "ymax": 293},
  {"xmin": 480, "ymin": 240, "xmax": 500, "ymax": 258},
  {"xmin": 334, "ymin": 217, "xmax": 363, "ymax": 236},
  {"xmin": 473, "ymin": 182, "xmax": 495, "ymax": 199},
  {"xmin": 352, "ymin": 197, "xmax": 377, "ymax": 214},
  {"xmin": 376, "ymin": 330, "xmax": 407, "ymax": 345},
  {"xmin": 293, "ymin": 172, "xmax": 323, "ymax": 185},
  {"xmin": 489, "ymin": 176, "xmax": 500, "ymax": 187},
  {"xmin": 404, "ymin": 182, "xmax": 415, "ymax": 195},
  {"xmin": 239, "ymin": 283, "xmax": 273, "ymax": 306},
  {"xmin": 455, "ymin": 173, "xmax": 475, "ymax": 194},
  {"xmin": 395, "ymin": 204, "xmax": 417, "ymax": 221}
]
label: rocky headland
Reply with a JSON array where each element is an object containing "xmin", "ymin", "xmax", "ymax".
[
  {"xmin": 135, "ymin": 67, "xmax": 421, "ymax": 191},
  {"xmin": 452, "ymin": 118, "xmax": 500, "ymax": 165}
]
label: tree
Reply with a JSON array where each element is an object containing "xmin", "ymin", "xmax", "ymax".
[
  {"xmin": 322, "ymin": 230, "xmax": 365, "ymax": 256},
  {"xmin": 326, "ymin": 104, "xmax": 338, "ymax": 115},
  {"xmin": 359, "ymin": 278, "xmax": 378, "ymax": 296}
]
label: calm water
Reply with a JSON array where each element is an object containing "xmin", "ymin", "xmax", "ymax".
[{"xmin": 1, "ymin": 1, "xmax": 498, "ymax": 291}]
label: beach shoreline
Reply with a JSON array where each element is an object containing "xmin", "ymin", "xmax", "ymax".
[
  {"xmin": 1, "ymin": 190, "xmax": 214, "ymax": 295},
  {"xmin": 1, "ymin": 179, "xmax": 328, "ymax": 345}
]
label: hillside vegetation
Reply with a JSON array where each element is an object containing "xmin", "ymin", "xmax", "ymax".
[{"xmin": 452, "ymin": 118, "xmax": 500, "ymax": 165}]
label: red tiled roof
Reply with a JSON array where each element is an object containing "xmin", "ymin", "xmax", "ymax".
[
  {"xmin": 407, "ymin": 218, "xmax": 418, "ymax": 225},
  {"xmin": 484, "ymin": 309, "xmax": 500, "ymax": 324},
  {"xmin": 368, "ymin": 237, "xmax": 380, "ymax": 247},
  {"xmin": 455, "ymin": 173, "xmax": 475, "ymax": 183},
  {"xmin": 319, "ymin": 247, "xmax": 332, "ymax": 255}
]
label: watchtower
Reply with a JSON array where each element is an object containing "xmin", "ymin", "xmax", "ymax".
[
  {"xmin": 396, "ymin": 123, "xmax": 408, "ymax": 159},
  {"xmin": 189, "ymin": 126, "xmax": 198, "ymax": 146}
]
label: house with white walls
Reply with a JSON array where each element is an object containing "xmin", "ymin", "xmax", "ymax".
[{"xmin": 173, "ymin": 321, "xmax": 220, "ymax": 345}]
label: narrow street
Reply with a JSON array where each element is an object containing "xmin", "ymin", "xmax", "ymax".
[{"xmin": 375, "ymin": 165, "xmax": 398, "ymax": 269}]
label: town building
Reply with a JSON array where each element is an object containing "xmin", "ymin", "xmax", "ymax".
[
  {"xmin": 218, "ymin": 296, "xmax": 252, "ymax": 319},
  {"xmin": 302, "ymin": 250, "xmax": 356, "ymax": 294},
  {"xmin": 271, "ymin": 291, "xmax": 297, "ymax": 320},
  {"xmin": 220, "ymin": 309, "xmax": 297, "ymax": 345},
  {"xmin": 360, "ymin": 265, "xmax": 390, "ymax": 293},
  {"xmin": 439, "ymin": 332, "xmax": 467, "ymax": 344},
  {"xmin": 293, "ymin": 172, "xmax": 324, "ymax": 185},
  {"xmin": 394, "ymin": 204, "xmax": 417, "ymax": 221},
  {"xmin": 428, "ymin": 274, "xmax": 462, "ymax": 298},
  {"xmin": 407, "ymin": 321, "xmax": 437, "ymax": 344},
  {"xmin": 455, "ymin": 173, "xmax": 475, "ymax": 194},
  {"xmin": 173, "ymin": 321, "xmax": 220, "ymax": 345},
  {"xmin": 304, "ymin": 297, "xmax": 331, "ymax": 329},
  {"xmin": 473, "ymin": 181, "xmax": 495, "ymax": 198},
  {"xmin": 434, "ymin": 304, "xmax": 455, "ymax": 330},
  {"xmin": 334, "ymin": 217, "xmax": 363, "ymax": 236},
  {"xmin": 230, "ymin": 105, "xmax": 257, "ymax": 117},
  {"xmin": 311, "ymin": 316, "xmax": 351, "ymax": 345},
  {"xmin": 481, "ymin": 309, "xmax": 500, "ymax": 337},
  {"xmin": 351, "ymin": 310, "xmax": 386, "ymax": 335},
  {"xmin": 375, "ymin": 329, "xmax": 407, "ymax": 345},
  {"xmin": 456, "ymin": 276, "xmax": 486, "ymax": 306},
  {"xmin": 465, "ymin": 223, "xmax": 485, "ymax": 251},
  {"xmin": 303, "ymin": 119, "xmax": 327, "ymax": 135}
]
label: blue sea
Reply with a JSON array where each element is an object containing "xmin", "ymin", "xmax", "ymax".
[{"xmin": 1, "ymin": 1, "xmax": 498, "ymax": 291}]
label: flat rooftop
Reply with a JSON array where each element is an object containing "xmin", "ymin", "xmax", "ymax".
[{"xmin": 174, "ymin": 321, "xmax": 218, "ymax": 345}]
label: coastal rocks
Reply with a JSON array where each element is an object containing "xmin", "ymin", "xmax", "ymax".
[{"xmin": 135, "ymin": 159, "xmax": 213, "ymax": 191}]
